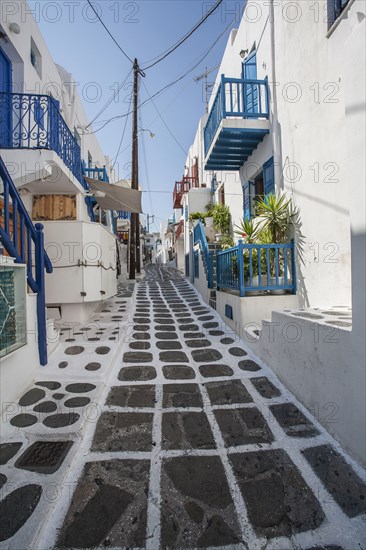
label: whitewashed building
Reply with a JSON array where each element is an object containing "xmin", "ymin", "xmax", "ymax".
[
  {"xmin": 173, "ymin": 0, "xmax": 366, "ymax": 465},
  {"xmin": 0, "ymin": 1, "xmax": 129, "ymax": 405}
]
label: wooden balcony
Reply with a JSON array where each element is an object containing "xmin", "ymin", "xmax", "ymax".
[{"xmin": 173, "ymin": 176, "xmax": 199, "ymax": 209}]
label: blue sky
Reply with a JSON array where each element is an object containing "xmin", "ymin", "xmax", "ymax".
[{"xmin": 29, "ymin": 0, "xmax": 243, "ymax": 231}]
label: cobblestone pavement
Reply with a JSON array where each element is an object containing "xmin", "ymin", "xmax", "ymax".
[{"xmin": 1, "ymin": 265, "xmax": 365, "ymax": 550}]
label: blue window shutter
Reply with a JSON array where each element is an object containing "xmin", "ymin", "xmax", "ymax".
[
  {"xmin": 263, "ymin": 157, "xmax": 275, "ymax": 195},
  {"xmin": 243, "ymin": 181, "xmax": 251, "ymax": 220}
]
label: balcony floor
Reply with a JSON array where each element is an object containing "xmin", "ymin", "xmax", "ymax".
[{"xmin": 205, "ymin": 118, "xmax": 270, "ymax": 171}]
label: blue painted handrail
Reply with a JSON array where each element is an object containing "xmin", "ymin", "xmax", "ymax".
[
  {"xmin": 217, "ymin": 240, "xmax": 296, "ymax": 297},
  {"xmin": 204, "ymin": 75, "xmax": 269, "ymax": 156},
  {"xmin": 0, "ymin": 156, "xmax": 53, "ymax": 365},
  {"xmin": 193, "ymin": 220, "xmax": 213, "ymax": 288},
  {"xmin": 0, "ymin": 92, "xmax": 83, "ymax": 183}
]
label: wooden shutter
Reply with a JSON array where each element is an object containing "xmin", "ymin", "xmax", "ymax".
[
  {"xmin": 243, "ymin": 181, "xmax": 251, "ymax": 220},
  {"xmin": 263, "ymin": 157, "xmax": 275, "ymax": 195}
]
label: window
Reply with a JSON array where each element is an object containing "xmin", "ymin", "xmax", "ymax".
[
  {"xmin": 30, "ymin": 38, "xmax": 42, "ymax": 78},
  {"xmin": 328, "ymin": 0, "xmax": 351, "ymax": 28},
  {"xmin": 242, "ymin": 157, "xmax": 275, "ymax": 219}
]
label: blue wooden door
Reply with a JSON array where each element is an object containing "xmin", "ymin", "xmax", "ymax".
[
  {"xmin": 242, "ymin": 51, "xmax": 258, "ymax": 115},
  {"xmin": 0, "ymin": 47, "xmax": 12, "ymax": 147}
]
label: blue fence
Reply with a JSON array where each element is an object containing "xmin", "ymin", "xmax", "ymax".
[
  {"xmin": 117, "ymin": 211, "xmax": 131, "ymax": 220},
  {"xmin": 193, "ymin": 220, "xmax": 213, "ymax": 288},
  {"xmin": 204, "ymin": 75, "xmax": 269, "ymax": 156},
  {"xmin": 0, "ymin": 156, "xmax": 53, "ymax": 365},
  {"xmin": 217, "ymin": 240, "xmax": 296, "ymax": 297},
  {"xmin": 0, "ymin": 93, "xmax": 82, "ymax": 183}
]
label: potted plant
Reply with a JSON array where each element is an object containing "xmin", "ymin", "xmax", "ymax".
[
  {"xmin": 204, "ymin": 202, "xmax": 214, "ymax": 226},
  {"xmin": 234, "ymin": 218, "xmax": 262, "ymax": 294},
  {"xmin": 212, "ymin": 204, "xmax": 231, "ymax": 241},
  {"xmin": 255, "ymin": 193, "xmax": 298, "ymax": 294},
  {"xmin": 189, "ymin": 211, "xmax": 206, "ymax": 224}
]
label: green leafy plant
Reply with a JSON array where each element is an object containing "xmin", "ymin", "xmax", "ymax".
[
  {"xmin": 212, "ymin": 204, "xmax": 231, "ymax": 235},
  {"xmin": 255, "ymin": 193, "xmax": 298, "ymax": 244},
  {"xmin": 205, "ymin": 202, "xmax": 214, "ymax": 217},
  {"xmin": 219, "ymin": 235, "xmax": 234, "ymax": 250},
  {"xmin": 234, "ymin": 218, "xmax": 260, "ymax": 243},
  {"xmin": 189, "ymin": 211, "xmax": 206, "ymax": 223}
]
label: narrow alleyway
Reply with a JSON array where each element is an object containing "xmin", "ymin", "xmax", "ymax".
[{"xmin": 0, "ymin": 266, "xmax": 365, "ymax": 550}]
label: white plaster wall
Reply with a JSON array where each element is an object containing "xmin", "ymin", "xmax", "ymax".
[
  {"xmin": 0, "ymin": 0, "xmax": 114, "ymax": 228},
  {"xmin": 0, "ymin": 292, "xmax": 39, "ymax": 409},
  {"xmin": 192, "ymin": 248, "xmax": 211, "ymax": 305},
  {"xmin": 257, "ymin": 311, "xmax": 366, "ymax": 467},
  {"xmin": 42, "ymin": 221, "xmax": 117, "ymax": 306},
  {"xmin": 188, "ymin": 0, "xmax": 365, "ymax": 309},
  {"xmin": 216, "ymin": 290, "xmax": 299, "ymax": 336},
  {"xmin": 344, "ymin": 13, "xmax": 366, "ymax": 412}
]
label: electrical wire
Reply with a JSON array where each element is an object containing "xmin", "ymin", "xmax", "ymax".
[
  {"xmin": 84, "ymin": 15, "xmax": 235, "ymax": 136},
  {"xmin": 86, "ymin": 0, "xmax": 134, "ymax": 66},
  {"xmin": 111, "ymin": 86, "xmax": 133, "ymax": 169},
  {"xmin": 85, "ymin": 68, "xmax": 132, "ymax": 131},
  {"xmin": 141, "ymin": 0, "xmax": 223, "ymax": 71},
  {"xmin": 139, "ymin": 111, "xmax": 155, "ymax": 216},
  {"xmin": 141, "ymin": 80, "xmax": 188, "ymax": 156}
]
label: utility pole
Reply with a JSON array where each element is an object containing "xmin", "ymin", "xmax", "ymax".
[{"xmin": 129, "ymin": 58, "xmax": 139, "ymax": 279}]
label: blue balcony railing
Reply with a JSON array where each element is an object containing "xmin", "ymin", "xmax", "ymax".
[
  {"xmin": 193, "ymin": 220, "xmax": 213, "ymax": 288},
  {"xmin": 217, "ymin": 240, "xmax": 296, "ymax": 297},
  {"xmin": 0, "ymin": 156, "xmax": 53, "ymax": 365},
  {"xmin": 117, "ymin": 211, "xmax": 131, "ymax": 220},
  {"xmin": 0, "ymin": 93, "xmax": 82, "ymax": 183},
  {"xmin": 204, "ymin": 75, "xmax": 269, "ymax": 156}
]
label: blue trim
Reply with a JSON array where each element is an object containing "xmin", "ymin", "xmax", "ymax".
[
  {"xmin": 217, "ymin": 241, "xmax": 296, "ymax": 296},
  {"xmin": 0, "ymin": 92, "xmax": 83, "ymax": 183},
  {"xmin": 204, "ymin": 76, "xmax": 269, "ymax": 159},
  {"xmin": 263, "ymin": 156, "xmax": 275, "ymax": 195},
  {"xmin": 225, "ymin": 304, "xmax": 233, "ymax": 320},
  {"xmin": 242, "ymin": 181, "xmax": 251, "ymax": 220},
  {"xmin": 0, "ymin": 157, "xmax": 53, "ymax": 365},
  {"xmin": 193, "ymin": 220, "xmax": 214, "ymax": 288}
]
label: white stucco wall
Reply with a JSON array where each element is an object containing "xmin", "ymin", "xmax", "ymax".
[
  {"xmin": 42, "ymin": 221, "xmax": 117, "ymax": 320},
  {"xmin": 187, "ymin": 0, "xmax": 365, "ymax": 310}
]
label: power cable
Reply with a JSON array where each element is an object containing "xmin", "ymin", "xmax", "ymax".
[
  {"xmin": 84, "ymin": 15, "xmax": 234, "ymax": 136},
  {"xmin": 85, "ymin": 68, "xmax": 132, "ymax": 131},
  {"xmin": 111, "ymin": 85, "xmax": 133, "ymax": 170},
  {"xmin": 139, "ymin": 111, "xmax": 155, "ymax": 216},
  {"xmin": 85, "ymin": 0, "xmax": 135, "ymax": 67},
  {"xmin": 141, "ymin": 80, "xmax": 188, "ymax": 156},
  {"xmin": 142, "ymin": 0, "xmax": 223, "ymax": 71}
]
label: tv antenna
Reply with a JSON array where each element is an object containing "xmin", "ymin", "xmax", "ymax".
[{"xmin": 194, "ymin": 65, "xmax": 219, "ymax": 113}]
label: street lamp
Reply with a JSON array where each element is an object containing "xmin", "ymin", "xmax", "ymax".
[{"xmin": 138, "ymin": 127, "xmax": 155, "ymax": 139}]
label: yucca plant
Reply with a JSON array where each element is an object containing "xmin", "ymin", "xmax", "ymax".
[
  {"xmin": 234, "ymin": 218, "xmax": 260, "ymax": 243},
  {"xmin": 255, "ymin": 193, "xmax": 297, "ymax": 244}
]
